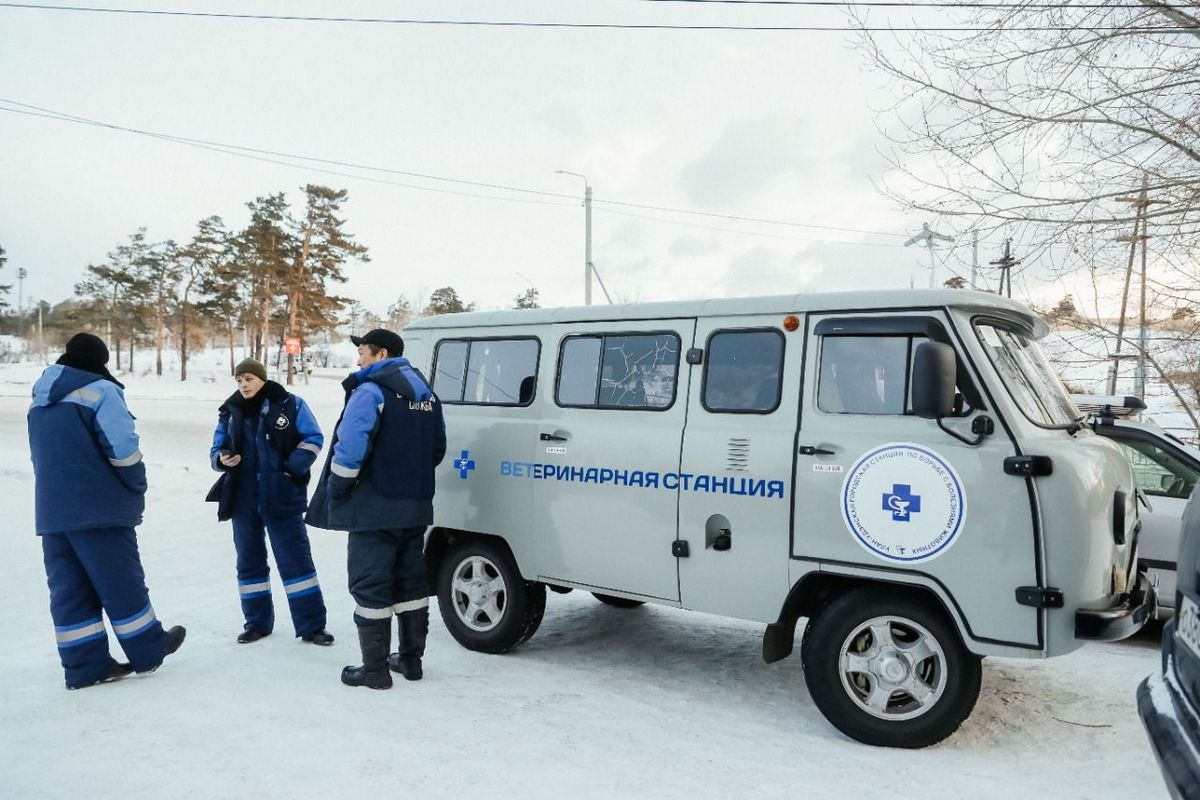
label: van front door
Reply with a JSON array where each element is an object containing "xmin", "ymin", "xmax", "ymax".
[
  {"xmin": 792, "ymin": 311, "xmax": 1040, "ymax": 647},
  {"xmin": 530, "ymin": 320, "xmax": 696, "ymax": 602}
]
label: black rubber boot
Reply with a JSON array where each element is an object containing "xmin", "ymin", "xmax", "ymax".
[
  {"xmin": 388, "ymin": 608, "xmax": 428, "ymax": 681},
  {"xmin": 341, "ymin": 623, "xmax": 392, "ymax": 690}
]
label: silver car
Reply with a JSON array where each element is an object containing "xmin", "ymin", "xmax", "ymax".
[{"xmin": 1077, "ymin": 395, "xmax": 1200, "ymax": 616}]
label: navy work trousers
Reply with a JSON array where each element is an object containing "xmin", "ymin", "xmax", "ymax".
[
  {"xmin": 347, "ymin": 527, "xmax": 428, "ymax": 628},
  {"xmin": 232, "ymin": 510, "xmax": 327, "ymax": 636},
  {"xmin": 41, "ymin": 527, "xmax": 170, "ymax": 689}
]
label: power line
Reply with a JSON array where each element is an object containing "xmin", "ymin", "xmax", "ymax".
[
  {"xmin": 0, "ymin": 96, "xmax": 913, "ymax": 239},
  {"xmin": 0, "ymin": 4, "xmax": 1192, "ymax": 32},
  {"xmin": 599, "ymin": 207, "xmax": 907, "ymax": 246},
  {"xmin": 639, "ymin": 0, "xmax": 1196, "ymax": 8},
  {"xmin": 598, "ymin": 199, "xmax": 906, "ymax": 237}
]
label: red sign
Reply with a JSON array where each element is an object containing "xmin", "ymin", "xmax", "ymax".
[{"xmin": 284, "ymin": 337, "xmax": 301, "ymax": 355}]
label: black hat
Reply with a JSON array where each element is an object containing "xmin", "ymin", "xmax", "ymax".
[
  {"xmin": 350, "ymin": 328, "xmax": 404, "ymax": 357},
  {"xmin": 57, "ymin": 332, "xmax": 123, "ymax": 386}
]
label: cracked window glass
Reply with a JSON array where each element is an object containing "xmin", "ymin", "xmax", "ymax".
[
  {"xmin": 432, "ymin": 340, "xmax": 468, "ymax": 401},
  {"xmin": 463, "ymin": 339, "xmax": 539, "ymax": 405},
  {"xmin": 599, "ymin": 334, "xmax": 679, "ymax": 408}
]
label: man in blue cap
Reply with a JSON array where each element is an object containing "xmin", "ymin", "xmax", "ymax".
[
  {"xmin": 28, "ymin": 333, "xmax": 185, "ymax": 689},
  {"xmin": 307, "ymin": 328, "xmax": 446, "ymax": 689}
]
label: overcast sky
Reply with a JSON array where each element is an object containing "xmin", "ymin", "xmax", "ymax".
[{"xmin": 0, "ymin": 0, "xmax": 1072, "ymax": 316}]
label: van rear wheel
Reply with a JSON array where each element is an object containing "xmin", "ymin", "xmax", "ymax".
[
  {"xmin": 436, "ymin": 537, "xmax": 546, "ymax": 654},
  {"xmin": 800, "ymin": 588, "xmax": 981, "ymax": 748},
  {"xmin": 593, "ymin": 593, "xmax": 645, "ymax": 608}
]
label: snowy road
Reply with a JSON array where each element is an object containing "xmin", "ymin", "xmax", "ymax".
[{"xmin": 0, "ymin": 362, "xmax": 1170, "ymax": 799}]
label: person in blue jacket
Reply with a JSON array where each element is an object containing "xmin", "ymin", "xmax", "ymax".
[
  {"xmin": 307, "ymin": 329, "xmax": 445, "ymax": 690},
  {"xmin": 28, "ymin": 333, "xmax": 186, "ymax": 689},
  {"xmin": 209, "ymin": 358, "xmax": 334, "ymax": 646}
]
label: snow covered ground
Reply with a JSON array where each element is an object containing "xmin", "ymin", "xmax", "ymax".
[{"xmin": 0, "ymin": 357, "xmax": 1171, "ymax": 799}]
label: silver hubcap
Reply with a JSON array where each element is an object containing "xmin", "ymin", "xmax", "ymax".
[
  {"xmin": 450, "ymin": 555, "xmax": 508, "ymax": 632},
  {"xmin": 838, "ymin": 615, "xmax": 947, "ymax": 721}
]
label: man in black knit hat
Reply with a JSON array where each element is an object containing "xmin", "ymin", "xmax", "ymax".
[{"xmin": 28, "ymin": 332, "xmax": 185, "ymax": 689}]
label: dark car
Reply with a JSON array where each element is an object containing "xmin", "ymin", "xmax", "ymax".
[{"xmin": 1138, "ymin": 488, "xmax": 1200, "ymax": 799}]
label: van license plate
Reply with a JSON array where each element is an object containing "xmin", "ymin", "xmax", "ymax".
[{"xmin": 1178, "ymin": 595, "xmax": 1200, "ymax": 660}]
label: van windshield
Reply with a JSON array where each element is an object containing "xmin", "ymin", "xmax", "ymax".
[{"xmin": 975, "ymin": 321, "xmax": 1078, "ymax": 427}]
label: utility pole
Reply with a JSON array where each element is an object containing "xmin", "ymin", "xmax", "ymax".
[
  {"xmin": 16, "ymin": 267, "xmax": 26, "ymax": 336},
  {"xmin": 556, "ymin": 170, "xmax": 593, "ymax": 305},
  {"xmin": 989, "ymin": 239, "xmax": 1021, "ymax": 298},
  {"xmin": 1113, "ymin": 176, "xmax": 1168, "ymax": 400},
  {"xmin": 970, "ymin": 231, "xmax": 979, "ymax": 290},
  {"xmin": 904, "ymin": 223, "xmax": 954, "ymax": 288}
]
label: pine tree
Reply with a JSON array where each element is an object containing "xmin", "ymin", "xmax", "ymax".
[
  {"xmin": 240, "ymin": 194, "xmax": 294, "ymax": 363},
  {"xmin": 283, "ymin": 185, "xmax": 369, "ymax": 384},
  {"xmin": 175, "ymin": 216, "xmax": 229, "ymax": 380},
  {"xmin": 514, "ymin": 287, "xmax": 540, "ymax": 309},
  {"xmin": 424, "ymin": 287, "xmax": 473, "ymax": 315}
]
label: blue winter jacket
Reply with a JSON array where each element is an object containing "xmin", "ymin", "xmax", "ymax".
[
  {"xmin": 209, "ymin": 380, "xmax": 323, "ymax": 519},
  {"xmin": 306, "ymin": 357, "xmax": 446, "ymax": 532},
  {"xmin": 28, "ymin": 364, "xmax": 147, "ymax": 534}
]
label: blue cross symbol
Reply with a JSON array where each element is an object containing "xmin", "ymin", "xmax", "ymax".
[
  {"xmin": 454, "ymin": 450, "xmax": 476, "ymax": 480},
  {"xmin": 882, "ymin": 484, "xmax": 921, "ymax": 522}
]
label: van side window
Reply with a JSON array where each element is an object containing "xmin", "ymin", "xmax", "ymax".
[
  {"xmin": 1112, "ymin": 438, "xmax": 1200, "ymax": 499},
  {"xmin": 432, "ymin": 340, "xmax": 468, "ymax": 401},
  {"xmin": 703, "ymin": 329, "xmax": 784, "ymax": 413},
  {"xmin": 433, "ymin": 338, "xmax": 539, "ymax": 406},
  {"xmin": 818, "ymin": 336, "xmax": 912, "ymax": 415},
  {"xmin": 557, "ymin": 333, "xmax": 680, "ymax": 410}
]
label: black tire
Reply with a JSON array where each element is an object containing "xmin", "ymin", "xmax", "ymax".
[
  {"xmin": 800, "ymin": 587, "xmax": 981, "ymax": 748},
  {"xmin": 592, "ymin": 593, "xmax": 645, "ymax": 608},
  {"xmin": 436, "ymin": 537, "xmax": 546, "ymax": 654}
]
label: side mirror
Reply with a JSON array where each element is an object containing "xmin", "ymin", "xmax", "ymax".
[{"xmin": 911, "ymin": 341, "xmax": 957, "ymax": 419}]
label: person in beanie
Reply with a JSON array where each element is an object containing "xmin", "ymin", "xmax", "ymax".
[
  {"xmin": 27, "ymin": 332, "xmax": 186, "ymax": 689},
  {"xmin": 307, "ymin": 329, "xmax": 445, "ymax": 690},
  {"xmin": 208, "ymin": 357, "xmax": 334, "ymax": 646}
]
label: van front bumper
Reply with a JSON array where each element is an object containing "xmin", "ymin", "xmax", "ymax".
[
  {"xmin": 1138, "ymin": 663, "xmax": 1200, "ymax": 800},
  {"xmin": 1074, "ymin": 569, "xmax": 1155, "ymax": 641}
]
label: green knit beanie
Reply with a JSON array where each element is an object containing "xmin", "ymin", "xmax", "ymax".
[{"xmin": 233, "ymin": 358, "xmax": 268, "ymax": 382}]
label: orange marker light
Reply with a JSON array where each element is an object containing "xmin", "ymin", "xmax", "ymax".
[{"xmin": 783, "ymin": 315, "xmax": 800, "ymax": 332}]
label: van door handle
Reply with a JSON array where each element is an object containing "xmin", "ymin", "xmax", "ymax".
[
  {"xmin": 798, "ymin": 445, "xmax": 836, "ymax": 456},
  {"xmin": 540, "ymin": 432, "xmax": 568, "ymax": 442}
]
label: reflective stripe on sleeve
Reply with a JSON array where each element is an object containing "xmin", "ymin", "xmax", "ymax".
[
  {"xmin": 330, "ymin": 462, "xmax": 360, "ymax": 478},
  {"xmin": 55, "ymin": 617, "xmax": 107, "ymax": 647},
  {"xmin": 297, "ymin": 442, "xmax": 321, "ymax": 454},
  {"xmin": 108, "ymin": 449, "xmax": 144, "ymax": 467},
  {"xmin": 354, "ymin": 604, "xmax": 394, "ymax": 620},
  {"xmin": 392, "ymin": 598, "xmax": 429, "ymax": 614}
]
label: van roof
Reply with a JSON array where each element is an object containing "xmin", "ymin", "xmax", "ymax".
[{"xmin": 405, "ymin": 288, "xmax": 1042, "ymax": 333}]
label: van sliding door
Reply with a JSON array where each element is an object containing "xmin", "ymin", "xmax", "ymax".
[{"xmin": 531, "ymin": 320, "xmax": 696, "ymax": 602}]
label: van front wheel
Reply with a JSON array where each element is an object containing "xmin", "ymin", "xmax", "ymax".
[
  {"xmin": 436, "ymin": 537, "xmax": 546, "ymax": 654},
  {"xmin": 800, "ymin": 588, "xmax": 981, "ymax": 748}
]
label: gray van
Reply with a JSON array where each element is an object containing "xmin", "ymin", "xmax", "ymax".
[{"xmin": 405, "ymin": 290, "xmax": 1154, "ymax": 748}]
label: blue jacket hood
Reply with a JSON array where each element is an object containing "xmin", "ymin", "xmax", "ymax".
[{"xmin": 349, "ymin": 357, "xmax": 432, "ymax": 401}]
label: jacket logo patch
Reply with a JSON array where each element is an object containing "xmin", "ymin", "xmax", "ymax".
[
  {"xmin": 275, "ymin": 415, "xmax": 290, "ymax": 430},
  {"xmin": 409, "ymin": 400, "xmax": 434, "ymax": 412}
]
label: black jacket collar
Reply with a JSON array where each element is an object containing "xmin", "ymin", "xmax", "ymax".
[{"xmin": 221, "ymin": 380, "xmax": 289, "ymax": 411}]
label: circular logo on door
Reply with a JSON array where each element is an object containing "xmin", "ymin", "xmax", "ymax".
[{"xmin": 840, "ymin": 443, "xmax": 966, "ymax": 563}]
